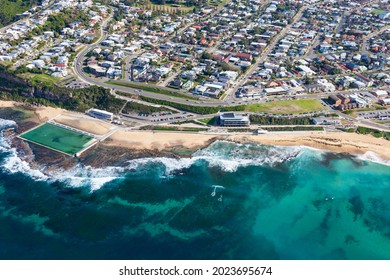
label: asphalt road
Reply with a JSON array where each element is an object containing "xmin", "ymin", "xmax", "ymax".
[
  {"xmin": 73, "ymin": 3, "xmax": 232, "ymax": 107},
  {"xmin": 226, "ymin": 5, "xmax": 307, "ymax": 103},
  {"xmin": 73, "ymin": 9, "xmax": 114, "ymax": 85},
  {"xmin": 69, "ymin": 2, "xmax": 390, "ymax": 131},
  {"xmin": 362, "ymin": 24, "xmax": 390, "ymax": 52}
]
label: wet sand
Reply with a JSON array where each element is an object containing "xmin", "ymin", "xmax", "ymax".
[
  {"xmin": 107, "ymin": 130, "xmax": 390, "ymax": 160},
  {"xmin": 2, "ymin": 102, "xmax": 390, "ymax": 161}
]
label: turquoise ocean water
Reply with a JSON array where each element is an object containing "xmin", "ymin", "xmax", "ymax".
[{"xmin": 0, "ymin": 119, "xmax": 389, "ymax": 259}]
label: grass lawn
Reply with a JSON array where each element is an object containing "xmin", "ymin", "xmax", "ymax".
[
  {"xmin": 219, "ymin": 93, "xmax": 227, "ymax": 100},
  {"xmin": 198, "ymin": 117, "xmax": 216, "ymax": 125},
  {"xmin": 0, "ymin": 0, "xmax": 32, "ymax": 27},
  {"xmin": 106, "ymin": 80, "xmax": 198, "ymax": 100},
  {"xmin": 245, "ymin": 99, "xmax": 325, "ymax": 114},
  {"xmin": 371, "ymin": 9, "xmax": 386, "ymax": 15},
  {"xmin": 0, "ymin": 61, "xmax": 13, "ymax": 67},
  {"xmin": 21, "ymin": 73, "xmax": 59, "ymax": 86},
  {"xmin": 357, "ymin": 126, "xmax": 390, "ymax": 140}
]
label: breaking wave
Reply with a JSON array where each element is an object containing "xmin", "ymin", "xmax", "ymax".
[
  {"xmin": 0, "ymin": 131, "xmax": 304, "ymax": 190},
  {"xmin": 1, "ymin": 117, "xmax": 389, "ymax": 191},
  {"xmin": 1, "ymin": 148, "xmax": 48, "ymax": 181},
  {"xmin": 50, "ymin": 165, "xmax": 125, "ymax": 191},
  {"xmin": 0, "ymin": 141, "xmax": 124, "ymax": 190},
  {"xmin": 358, "ymin": 151, "xmax": 390, "ymax": 166},
  {"xmin": 0, "ymin": 120, "xmax": 124, "ymax": 189},
  {"xmin": 123, "ymin": 140, "xmax": 304, "ymax": 174},
  {"xmin": 0, "ymin": 118, "xmax": 17, "ymax": 131}
]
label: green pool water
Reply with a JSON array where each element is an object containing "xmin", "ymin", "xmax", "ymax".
[{"xmin": 20, "ymin": 123, "xmax": 95, "ymax": 155}]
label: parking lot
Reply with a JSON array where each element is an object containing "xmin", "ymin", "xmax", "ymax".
[
  {"xmin": 358, "ymin": 109, "xmax": 390, "ymax": 120},
  {"xmin": 120, "ymin": 110, "xmax": 194, "ymax": 123},
  {"xmin": 65, "ymin": 80, "xmax": 89, "ymax": 89}
]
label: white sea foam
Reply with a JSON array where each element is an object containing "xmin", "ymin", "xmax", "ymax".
[
  {"xmin": 1, "ymin": 157, "xmax": 124, "ymax": 190},
  {"xmin": 0, "ymin": 118, "xmax": 17, "ymax": 131},
  {"xmin": 358, "ymin": 151, "xmax": 390, "ymax": 166},
  {"xmin": 0, "ymin": 124, "xmax": 123, "ymax": 189},
  {"xmin": 0, "ymin": 139, "xmax": 124, "ymax": 190},
  {"xmin": 2, "ymin": 148, "xmax": 48, "ymax": 180},
  {"xmin": 193, "ymin": 141, "xmax": 303, "ymax": 172},
  {"xmin": 50, "ymin": 165, "xmax": 125, "ymax": 191},
  {"xmin": 1, "ymin": 132, "xmax": 389, "ymax": 192},
  {"xmin": 145, "ymin": 142, "xmax": 319, "ymax": 175},
  {"xmin": 46, "ymin": 145, "xmax": 389, "ymax": 190},
  {"xmin": 122, "ymin": 141, "xmax": 304, "ymax": 174},
  {"xmin": 0, "ymin": 128, "xmax": 48, "ymax": 181},
  {"xmin": 50, "ymin": 141, "xmax": 304, "ymax": 189},
  {"xmin": 0, "ymin": 122, "xmax": 14, "ymax": 152},
  {"xmin": 125, "ymin": 157, "xmax": 195, "ymax": 174},
  {"xmin": 0, "ymin": 135, "xmax": 308, "ymax": 190}
]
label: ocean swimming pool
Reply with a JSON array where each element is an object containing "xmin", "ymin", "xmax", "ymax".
[{"xmin": 19, "ymin": 122, "xmax": 95, "ymax": 156}]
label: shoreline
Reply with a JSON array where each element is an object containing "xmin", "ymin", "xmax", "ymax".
[
  {"xmin": 1, "ymin": 101, "xmax": 390, "ymax": 164},
  {"xmin": 105, "ymin": 130, "xmax": 390, "ymax": 161}
]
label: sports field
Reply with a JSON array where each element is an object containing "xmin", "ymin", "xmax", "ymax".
[
  {"xmin": 371, "ymin": 9, "xmax": 386, "ymax": 15},
  {"xmin": 245, "ymin": 99, "xmax": 325, "ymax": 114},
  {"xmin": 19, "ymin": 123, "xmax": 95, "ymax": 156}
]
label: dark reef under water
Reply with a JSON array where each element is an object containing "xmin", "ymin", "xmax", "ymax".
[{"xmin": 0, "ymin": 132, "xmax": 390, "ymax": 260}]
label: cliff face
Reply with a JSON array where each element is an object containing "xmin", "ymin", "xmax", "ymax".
[
  {"xmin": 0, "ymin": 71, "xmax": 71, "ymax": 102},
  {"xmin": 0, "ymin": 71, "xmax": 32, "ymax": 96},
  {"xmin": 0, "ymin": 68, "xmax": 124, "ymax": 113}
]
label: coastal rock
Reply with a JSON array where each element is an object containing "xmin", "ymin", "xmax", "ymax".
[
  {"xmin": 79, "ymin": 142, "xmax": 189, "ymax": 169},
  {"xmin": 2, "ymin": 107, "xmax": 195, "ymax": 173}
]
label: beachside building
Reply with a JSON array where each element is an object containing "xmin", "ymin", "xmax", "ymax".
[
  {"xmin": 86, "ymin": 108, "xmax": 113, "ymax": 121},
  {"xmin": 219, "ymin": 113, "xmax": 250, "ymax": 127},
  {"xmin": 312, "ymin": 117, "xmax": 341, "ymax": 125}
]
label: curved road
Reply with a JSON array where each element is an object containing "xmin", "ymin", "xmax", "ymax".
[
  {"xmin": 72, "ymin": 3, "xmax": 390, "ymax": 132},
  {"xmin": 73, "ymin": 0, "xmax": 282, "ymax": 107},
  {"xmin": 73, "ymin": 6, "xmax": 228, "ymax": 107},
  {"xmin": 73, "ymin": 9, "xmax": 114, "ymax": 85}
]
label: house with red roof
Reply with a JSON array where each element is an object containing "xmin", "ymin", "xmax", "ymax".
[{"xmin": 236, "ymin": 52, "xmax": 252, "ymax": 62}]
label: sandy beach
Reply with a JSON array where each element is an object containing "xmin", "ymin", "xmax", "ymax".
[
  {"xmin": 0, "ymin": 101, "xmax": 65, "ymax": 122},
  {"xmin": 53, "ymin": 113, "xmax": 115, "ymax": 135},
  {"xmin": 2, "ymin": 102, "xmax": 390, "ymax": 160},
  {"xmin": 107, "ymin": 130, "xmax": 219, "ymax": 150},
  {"xmin": 33, "ymin": 106, "xmax": 65, "ymax": 122},
  {"xmin": 233, "ymin": 132, "xmax": 390, "ymax": 160},
  {"xmin": 107, "ymin": 130, "xmax": 390, "ymax": 160},
  {"xmin": 0, "ymin": 101, "xmax": 15, "ymax": 108}
]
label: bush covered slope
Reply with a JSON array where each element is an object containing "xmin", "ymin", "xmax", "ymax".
[{"xmin": 0, "ymin": 0, "xmax": 39, "ymax": 27}]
